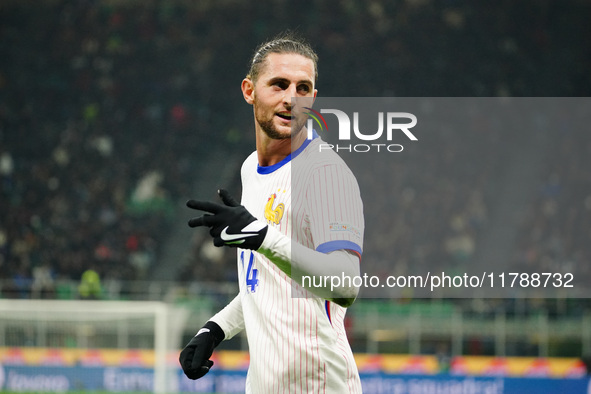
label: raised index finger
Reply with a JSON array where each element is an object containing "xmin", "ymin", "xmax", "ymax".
[{"xmin": 186, "ymin": 200, "xmax": 224, "ymax": 214}]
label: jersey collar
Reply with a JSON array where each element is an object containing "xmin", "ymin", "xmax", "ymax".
[{"xmin": 257, "ymin": 130, "xmax": 319, "ymax": 174}]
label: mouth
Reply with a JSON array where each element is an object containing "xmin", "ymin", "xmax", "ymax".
[{"xmin": 276, "ymin": 111, "xmax": 293, "ymax": 121}]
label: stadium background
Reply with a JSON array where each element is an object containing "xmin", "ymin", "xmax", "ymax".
[{"xmin": 0, "ymin": 0, "xmax": 590, "ymax": 393}]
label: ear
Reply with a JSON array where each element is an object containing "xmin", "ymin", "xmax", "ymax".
[
  {"xmin": 305, "ymin": 89, "xmax": 318, "ymax": 107},
  {"xmin": 241, "ymin": 78, "xmax": 255, "ymax": 105}
]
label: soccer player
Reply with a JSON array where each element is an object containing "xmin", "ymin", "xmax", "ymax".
[{"xmin": 179, "ymin": 33, "xmax": 364, "ymax": 393}]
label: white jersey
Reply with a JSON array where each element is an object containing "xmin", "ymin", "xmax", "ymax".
[{"xmin": 215, "ymin": 135, "xmax": 364, "ymax": 393}]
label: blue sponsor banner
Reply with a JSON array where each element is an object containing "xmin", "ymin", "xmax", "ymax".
[
  {"xmin": 178, "ymin": 370, "xmax": 591, "ymax": 394},
  {"xmin": 360, "ymin": 373, "xmax": 591, "ymax": 394},
  {"xmin": 179, "ymin": 370, "xmax": 246, "ymax": 393},
  {"xmin": 0, "ymin": 365, "xmax": 589, "ymax": 393},
  {"xmin": 0, "ymin": 365, "xmax": 154, "ymax": 392}
]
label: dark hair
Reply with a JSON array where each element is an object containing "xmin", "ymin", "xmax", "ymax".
[{"xmin": 247, "ymin": 32, "xmax": 318, "ymax": 84}]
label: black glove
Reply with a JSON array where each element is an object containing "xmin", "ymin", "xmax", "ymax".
[
  {"xmin": 179, "ymin": 321, "xmax": 225, "ymax": 380},
  {"xmin": 187, "ymin": 189, "xmax": 268, "ymax": 250}
]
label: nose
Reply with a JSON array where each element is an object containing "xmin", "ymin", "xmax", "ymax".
[{"xmin": 283, "ymin": 83, "xmax": 298, "ymax": 107}]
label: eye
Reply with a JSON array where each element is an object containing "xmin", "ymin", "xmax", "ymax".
[
  {"xmin": 272, "ymin": 81, "xmax": 288, "ymax": 90},
  {"xmin": 297, "ymin": 84, "xmax": 311, "ymax": 94}
]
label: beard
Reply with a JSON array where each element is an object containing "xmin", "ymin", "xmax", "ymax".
[
  {"xmin": 257, "ymin": 116, "xmax": 289, "ymax": 140},
  {"xmin": 255, "ymin": 110, "xmax": 308, "ymax": 141}
]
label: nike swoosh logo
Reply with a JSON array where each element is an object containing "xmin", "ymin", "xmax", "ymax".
[
  {"xmin": 196, "ymin": 328, "xmax": 210, "ymax": 336},
  {"xmin": 220, "ymin": 226, "xmax": 259, "ymax": 242}
]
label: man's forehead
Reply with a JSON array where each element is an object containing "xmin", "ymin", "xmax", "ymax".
[{"xmin": 259, "ymin": 52, "xmax": 315, "ymax": 83}]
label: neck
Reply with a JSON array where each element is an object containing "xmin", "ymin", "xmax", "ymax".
[{"xmin": 256, "ymin": 128, "xmax": 308, "ymax": 167}]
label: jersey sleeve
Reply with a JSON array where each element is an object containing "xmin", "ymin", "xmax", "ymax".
[
  {"xmin": 209, "ymin": 294, "xmax": 245, "ymax": 340},
  {"xmin": 307, "ymin": 163, "xmax": 364, "ymax": 256}
]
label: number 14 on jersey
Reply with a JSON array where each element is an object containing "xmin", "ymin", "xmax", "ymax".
[{"xmin": 241, "ymin": 251, "xmax": 259, "ymax": 293}]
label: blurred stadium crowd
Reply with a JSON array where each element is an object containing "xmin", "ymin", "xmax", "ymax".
[{"xmin": 0, "ymin": 0, "xmax": 589, "ymax": 312}]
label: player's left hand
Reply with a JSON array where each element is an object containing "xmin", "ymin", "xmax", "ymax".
[
  {"xmin": 187, "ymin": 189, "xmax": 268, "ymax": 250},
  {"xmin": 179, "ymin": 321, "xmax": 224, "ymax": 380}
]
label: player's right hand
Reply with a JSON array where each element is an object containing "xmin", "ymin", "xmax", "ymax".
[
  {"xmin": 179, "ymin": 321, "xmax": 225, "ymax": 380},
  {"xmin": 187, "ymin": 189, "xmax": 268, "ymax": 250}
]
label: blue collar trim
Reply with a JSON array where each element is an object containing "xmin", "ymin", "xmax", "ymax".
[{"xmin": 257, "ymin": 130, "xmax": 318, "ymax": 174}]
